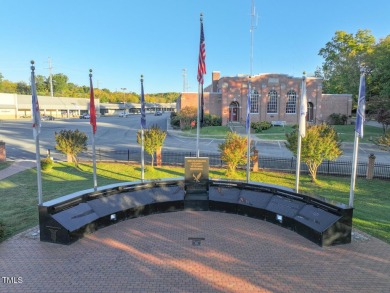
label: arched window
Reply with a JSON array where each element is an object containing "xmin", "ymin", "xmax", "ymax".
[
  {"xmin": 267, "ymin": 90, "xmax": 278, "ymax": 113},
  {"xmin": 307, "ymin": 102, "xmax": 314, "ymax": 122},
  {"xmin": 286, "ymin": 90, "xmax": 297, "ymax": 114},
  {"xmin": 250, "ymin": 89, "xmax": 259, "ymax": 113}
]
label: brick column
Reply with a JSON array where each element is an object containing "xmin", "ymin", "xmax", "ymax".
[
  {"xmin": 0, "ymin": 141, "xmax": 5, "ymax": 162},
  {"xmin": 366, "ymin": 154, "xmax": 376, "ymax": 180},
  {"xmin": 252, "ymin": 149, "xmax": 258, "ymax": 172},
  {"xmin": 156, "ymin": 148, "xmax": 162, "ymax": 167}
]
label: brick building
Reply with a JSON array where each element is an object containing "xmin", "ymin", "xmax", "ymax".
[{"xmin": 177, "ymin": 71, "xmax": 352, "ymax": 126}]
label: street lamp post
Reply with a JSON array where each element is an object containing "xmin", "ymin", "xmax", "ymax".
[{"xmin": 121, "ymin": 88, "xmax": 127, "ymax": 112}]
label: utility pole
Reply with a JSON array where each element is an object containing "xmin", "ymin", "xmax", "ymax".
[
  {"xmin": 247, "ymin": 0, "xmax": 257, "ymax": 183},
  {"xmin": 250, "ymin": 0, "xmax": 258, "ymax": 76},
  {"xmin": 48, "ymin": 57, "xmax": 54, "ymax": 97},
  {"xmin": 182, "ymin": 68, "xmax": 187, "ymax": 92}
]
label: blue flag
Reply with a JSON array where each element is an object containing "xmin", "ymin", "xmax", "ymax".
[
  {"xmin": 140, "ymin": 76, "xmax": 146, "ymax": 129},
  {"xmin": 246, "ymin": 84, "xmax": 251, "ymax": 133},
  {"xmin": 355, "ymin": 73, "xmax": 366, "ymax": 138}
]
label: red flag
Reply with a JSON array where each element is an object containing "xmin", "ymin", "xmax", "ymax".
[
  {"xmin": 89, "ymin": 71, "xmax": 97, "ymax": 134},
  {"xmin": 197, "ymin": 14, "xmax": 206, "ymax": 84}
]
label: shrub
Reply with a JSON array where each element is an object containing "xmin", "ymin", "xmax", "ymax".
[
  {"xmin": 251, "ymin": 121, "xmax": 272, "ymax": 133},
  {"xmin": 203, "ymin": 114, "xmax": 222, "ymax": 127},
  {"xmin": 170, "ymin": 115, "xmax": 180, "ymax": 128},
  {"xmin": 329, "ymin": 113, "xmax": 348, "ymax": 125},
  {"xmin": 41, "ymin": 157, "xmax": 54, "ymax": 172},
  {"xmin": 377, "ymin": 130, "xmax": 390, "ymax": 147}
]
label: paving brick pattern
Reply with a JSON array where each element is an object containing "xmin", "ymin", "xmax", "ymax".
[{"xmin": 1, "ymin": 211, "xmax": 390, "ymax": 292}]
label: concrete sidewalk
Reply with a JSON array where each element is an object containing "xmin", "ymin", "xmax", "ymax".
[{"xmin": 0, "ymin": 160, "xmax": 36, "ymax": 180}]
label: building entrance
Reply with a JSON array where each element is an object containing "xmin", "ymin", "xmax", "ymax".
[{"xmin": 229, "ymin": 101, "xmax": 239, "ymax": 122}]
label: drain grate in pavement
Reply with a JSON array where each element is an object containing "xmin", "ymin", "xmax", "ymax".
[{"xmin": 188, "ymin": 237, "xmax": 205, "ymax": 246}]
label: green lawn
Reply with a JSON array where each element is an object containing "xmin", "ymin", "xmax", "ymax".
[
  {"xmin": 181, "ymin": 126, "xmax": 230, "ymax": 137},
  {"xmin": 254, "ymin": 124, "xmax": 384, "ymax": 143},
  {"xmin": 178, "ymin": 124, "xmax": 384, "ymax": 144},
  {"xmin": 333, "ymin": 125, "xmax": 384, "ymax": 143},
  {"xmin": 0, "ymin": 161, "xmax": 11, "ymax": 171},
  {"xmin": 1, "ymin": 162, "xmax": 389, "ymax": 244}
]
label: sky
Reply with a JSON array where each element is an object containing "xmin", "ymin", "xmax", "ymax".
[{"xmin": 0, "ymin": 0, "xmax": 389, "ymax": 94}]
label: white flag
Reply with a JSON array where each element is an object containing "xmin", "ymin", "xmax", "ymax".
[{"xmin": 299, "ymin": 76, "xmax": 307, "ymax": 138}]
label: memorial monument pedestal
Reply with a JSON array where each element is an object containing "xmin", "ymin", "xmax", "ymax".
[{"xmin": 184, "ymin": 157, "xmax": 209, "ymax": 211}]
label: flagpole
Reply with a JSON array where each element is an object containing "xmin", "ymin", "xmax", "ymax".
[
  {"xmin": 141, "ymin": 128, "xmax": 145, "ymax": 181},
  {"xmin": 31, "ymin": 61, "xmax": 43, "ymax": 205},
  {"xmin": 89, "ymin": 70, "xmax": 98, "ymax": 191},
  {"xmin": 247, "ymin": 0, "xmax": 256, "ymax": 183},
  {"xmin": 295, "ymin": 73, "xmax": 307, "ymax": 193},
  {"xmin": 349, "ymin": 68, "xmax": 366, "ymax": 207},
  {"xmin": 295, "ymin": 134, "xmax": 302, "ymax": 192},
  {"xmin": 91, "ymin": 133, "xmax": 97, "ymax": 190},
  {"xmin": 246, "ymin": 78, "xmax": 251, "ymax": 183},
  {"xmin": 349, "ymin": 133, "xmax": 359, "ymax": 206},
  {"xmin": 35, "ymin": 136, "xmax": 43, "ymax": 204},
  {"xmin": 196, "ymin": 12, "xmax": 206, "ymax": 158},
  {"xmin": 196, "ymin": 83, "xmax": 201, "ymax": 158},
  {"xmin": 140, "ymin": 75, "xmax": 146, "ymax": 181}
]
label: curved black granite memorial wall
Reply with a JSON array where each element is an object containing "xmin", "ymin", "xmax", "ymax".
[{"xmin": 39, "ymin": 179, "xmax": 353, "ymax": 247}]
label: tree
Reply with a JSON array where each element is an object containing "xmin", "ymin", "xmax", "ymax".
[
  {"xmin": 35, "ymin": 75, "xmax": 49, "ymax": 95},
  {"xmin": 318, "ymin": 30, "xmax": 375, "ymax": 101},
  {"xmin": 0, "ymin": 80, "xmax": 17, "ymax": 93},
  {"xmin": 136, "ymin": 125, "xmax": 167, "ymax": 168},
  {"xmin": 0, "ymin": 72, "xmax": 3, "ymax": 91},
  {"xmin": 52, "ymin": 73, "xmax": 69, "ymax": 95},
  {"xmin": 16, "ymin": 81, "xmax": 30, "ymax": 94},
  {"xmin": 218, "ymin": 132, "xmax": 248, "ymax": 176},
  {"xmin": 55, "ymin": 129, "xmax": 88, "ymax": 166},
  {"xmin": 367, "ymin": 35, "xmax": 390, "ymax": 98},
  {"xmin": 366, "ymin": 35, "xmax": 390, "ymax": 133},
  {"xmin": 285, "ymin": 124, "xmax": 342, "ymax": 182}
]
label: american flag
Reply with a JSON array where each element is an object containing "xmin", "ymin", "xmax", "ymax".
[
  {"xmin": 355, "ymin": 72, "xmax": 366, "ymax": 138},
  {"xmin": 89, "ymin": 72, "xmax": 97, "ymax": 134},
  {"xmin": 140, "ymin": 75, "xmax": 146, "ymax": 129},
  {"xmin": 197, "ymin": 14, "xmax": 206, "ymax": 84},
  {"xmin": 31, "ymin": 68, "xmax": 41, "ymax": 139}
]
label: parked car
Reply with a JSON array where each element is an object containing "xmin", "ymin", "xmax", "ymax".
[
  {"xmin": 79, "ymin": 114, "xmax": 90, "ymax": 119},
  {"xmin": 41, "ymin": 115, "xmax": 55, "ymax": 121},
  {"xmin": 154, "ymin": 111, "xmax": 162, "ymax": 116}
]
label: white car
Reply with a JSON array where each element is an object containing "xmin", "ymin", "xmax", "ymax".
[
  {"xmin": 119, "ymin": 112, "xmax": 128, "ymax": 117},
  {"xmin": 79, "ymin": 114, "xmax": 90, "ymax": 119}
]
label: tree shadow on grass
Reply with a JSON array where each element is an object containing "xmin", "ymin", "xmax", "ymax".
[{"xmin": 133, "ymin": 166, "xmax": 184, "ymax": 179}]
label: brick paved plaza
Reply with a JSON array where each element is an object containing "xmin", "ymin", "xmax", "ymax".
[{"xmin": 1, "ymin": 211, "xmax": 390, "ymax": 293}]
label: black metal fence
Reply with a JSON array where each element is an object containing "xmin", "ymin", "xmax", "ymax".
[{"xmin": 49, "ymin": 148, "xmax": 390, "ymax": 180}]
